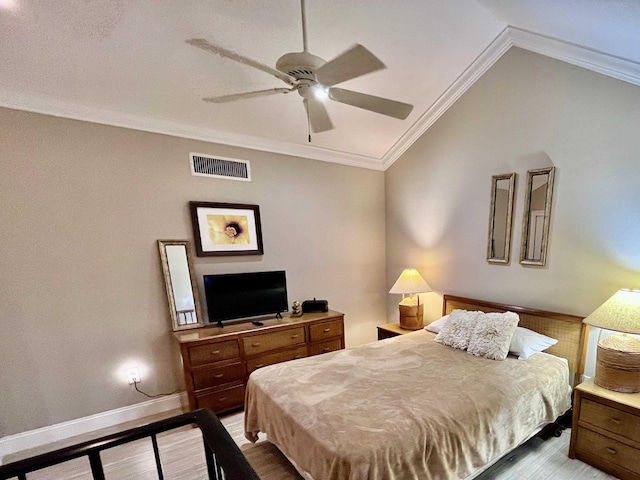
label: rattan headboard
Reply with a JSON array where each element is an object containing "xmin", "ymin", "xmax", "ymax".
[{"xmin": 443, "ymin": 295, "xmax": 588, "ymax": 385}]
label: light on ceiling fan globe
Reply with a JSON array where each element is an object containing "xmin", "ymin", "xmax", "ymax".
[{"xmin": 313, "ymin": 86, "xmax": 329, "ymax": 101}]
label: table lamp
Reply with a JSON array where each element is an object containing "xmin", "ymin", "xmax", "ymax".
[
  {"xmin": 583, "ymin": 289, "xmax": 640, "ymax": 393},
  {"xmin": 389, "ymin": 268, "xmax": 431, "ymax": 330}
]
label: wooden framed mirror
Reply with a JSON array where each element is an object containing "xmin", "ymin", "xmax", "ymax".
[
  {"xmin": 519, "ymin": 167, "xmax": 555, "ymax": 266},
  {"xmin": 487, "ymin": 173, "xmax": 516, "ymax": 264},
  {"xmin": 158, "ymin": 240, "xmax": 203, "ymax": 331}
]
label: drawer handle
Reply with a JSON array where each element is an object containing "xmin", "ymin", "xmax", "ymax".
[
  {"xmin": 291, "ymin": 334, "xmax": 299, "ymax": 339},
  {"xmin": 218, "ymin": 397, "xmax": 227, "ymax": 402},
  {"xmin": 610, "ymin": 417, "xmax": 621, "ymax": 424},
  {"xmin": 606, "ymin": 447, "xmax": 617, "ymax": 455},
  {"xmin": 323, "ymin": 347, "xmax": 331, "ymax": 352},
  {"xmin": 251, "ymin": 343, "xmax": 260, "ymax": 347},
  {"xmin": 210, "ymin": 350, "xmax": 220, "ymax": 355},
  {"xmin": 323, "ymin": 328, "xmax": 331, "ymax": 333},
  {"xmin": 214, "ymin": 374, "xmax": 224, "ymax": 379}
]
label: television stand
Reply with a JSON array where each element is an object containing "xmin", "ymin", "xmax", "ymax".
[
  {"xmin": 251, "ymin": 321, "xmax": 264, "ymax": 326},
  {"xmin": 173, "ymin": 310, "xmax": 345, "ymax": 413}
]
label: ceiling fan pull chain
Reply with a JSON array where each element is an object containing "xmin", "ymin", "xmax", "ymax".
[{"xmin": 304, "ymin": 98, "xmax": 311, "ymax": 142}]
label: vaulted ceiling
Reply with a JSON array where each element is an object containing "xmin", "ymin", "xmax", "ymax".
[{"xmin": 1, "ymin": 0, "xmax": 639, "ymax": 170}]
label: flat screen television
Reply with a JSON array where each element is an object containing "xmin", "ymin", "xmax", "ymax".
[{"xmin": 203, "ymin": 270, "xmax": 288, "ymax": 326}]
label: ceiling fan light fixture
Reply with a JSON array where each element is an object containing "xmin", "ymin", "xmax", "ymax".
[
  {"xmin": 313, "ymin": 85, "xmax": 329, "ymax": 101},
  {"xmin": 186, "ymin": 0, "xmax": 414, "ymax": 135}
]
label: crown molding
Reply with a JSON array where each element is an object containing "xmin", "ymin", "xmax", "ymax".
[
  {"xmin": 2, "ymin": 25, "xmax": 639, "ymax": 173},
  {"xmin": 508, "ymin": 27, "xmax": 640, "ymax": 88},
  {"xmin": 381, "ymin": 26, "xmax": 640, "ymax": 169},
  {"xmin": 381, "ymin": 27, "xmax": 512, "ymax": 170},
  {"xmin": 0, "ymin": 91, "xmax": 385, "ymax": 171}
]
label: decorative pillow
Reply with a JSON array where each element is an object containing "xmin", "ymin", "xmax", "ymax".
[
  {"xmin": 434, "ymin": 310, "xmax": 483, "ymax": 350},
  {"xmin": 467, "ymin": 311, "xmax": 519, "ymax": 360},
  {"xmin": 425, "ymin": 315, "xmax": 449, "ymax": 333},
  {"xmin": 509, "ymin": 327, "xmax": 558, "ymax": 359}
]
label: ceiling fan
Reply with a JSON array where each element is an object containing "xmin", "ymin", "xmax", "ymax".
[{"xmin": 186, "ymin": 0, "xmax": 413, "ymax": 139}]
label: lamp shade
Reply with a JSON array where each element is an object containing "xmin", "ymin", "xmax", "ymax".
[
  {"xmin": 389, "ymin": 268, "xmax": 431, "ymax": 295},
  {"xmin": 583, "ymin": 289, "xmax": 640, "ymax": 334}
]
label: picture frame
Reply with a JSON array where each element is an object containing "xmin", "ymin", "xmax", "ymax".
[{"xmin": 189, "ymin": 201, "xmax": 264, "ymax": 257}]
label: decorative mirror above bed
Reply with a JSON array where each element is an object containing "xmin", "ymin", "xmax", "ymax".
[
  {"xmin": 158, "ymin": 240, "xmax": 203, "ymax": 331},
  {"xmin": 486, "ymin": 173, "xmax": 516, "ymax": 264},
  {"xmin": 519, "ymin": 167, "xmax": 555, "ymax": 266}
]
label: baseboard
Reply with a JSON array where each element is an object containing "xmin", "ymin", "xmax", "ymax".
[{"xmin": 0, "ymin": 392, "xmax": 188, "ymax": 465}]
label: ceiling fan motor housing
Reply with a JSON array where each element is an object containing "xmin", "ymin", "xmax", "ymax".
[{"xmin": 276, "ymin": 51, "xmax": 326, "ymax": 81}]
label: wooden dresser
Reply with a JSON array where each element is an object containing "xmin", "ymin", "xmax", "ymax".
[
  {"xmin": 174, "ymin": 311, "xmax": 344, "ymax": 413},
  {"xmin": 569, "ymin": 379, "xmax": 640, "ymax": 480}
]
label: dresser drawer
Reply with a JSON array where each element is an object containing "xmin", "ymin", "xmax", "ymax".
[
  {"xmin": 576, "ymin": 427, "xmax": 640, "ymax": 475},
  {"xmin": 192, "ymin": 362, "xmax": 246, "ymax": 390},
  {"xmin": 243, "ymin": 327, "xmax": 305, "ymax": 356},
  {"xmin": 581, "ymin": 398, "xmax": 640, "ymax": 442},
  {"xmin": 188, "ymin": 340, "xmax": 240, "ymax": 367},
  {"xmin": 246, "ymin": 346, "xmax": 307, "ymax": 374},
  {"xmin": 195, "ymin": 384, "xmax": 245, "ymax": 413},
  {"xmin": 309, "ymin": 338, "xmax": 342, "ymax": 356},
  {"xmin": 309, "ymin": 319, "xmax": 343, "ymax": 342}
]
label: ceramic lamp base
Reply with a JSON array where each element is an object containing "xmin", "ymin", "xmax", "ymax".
[
  {"xmin": 594, "ymin": 334, "xmax": 640, "ymax": 393},
  {"xmin": 398, "ymin": 303, "xmax": 424, "ymax": 330}
]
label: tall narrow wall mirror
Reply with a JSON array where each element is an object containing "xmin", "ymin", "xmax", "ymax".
[
  {"xmin": 158, "ymin": 240, "xmax": 203, "ymax": 331},
  {"xmin": 487, "ymin": 173, "xmax": 516, "ymax": 264},
  {"xmin": 519, "ymin": 167, "xmax": 556, "ymax": 266}
]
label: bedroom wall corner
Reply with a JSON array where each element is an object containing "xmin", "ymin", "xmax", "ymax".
[{"xmin": 384, "ymin": 47, "xmax": 640, "ymax": 340}]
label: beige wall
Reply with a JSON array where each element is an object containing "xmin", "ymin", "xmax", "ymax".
[
  {"xmin": 5, "ymin": 45, "xmax": 640, "ymax": 438},
  {"xmin": 386, "ymin": 48, "xmax": 640, "ymax": 341},
  {"xmin": 0, "ymin": 108, "xmax": 387, "ymax": 436}
]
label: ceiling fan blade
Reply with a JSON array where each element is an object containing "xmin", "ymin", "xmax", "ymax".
[
  {"xmin": 186, "ymin": 38, "xmax": 295, "ymax": 85},
  {"xmin": 304, "ymin": 98, "xmax": 334, "ymax": 133},
  {"xmin": 328, "ymin": 87, "xmax": 413, "ymax": 120},
  {"xmin": 203, "ymin": 88, "xmax": 293, "ymax": 103},
  {"xmin": 315, "ymin": 44, "xmax": 385, "ymax": 87}
]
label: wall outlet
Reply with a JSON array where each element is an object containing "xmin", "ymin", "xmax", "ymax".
[{"xmin": 127, "ymin": 367, "xmax": 141, "ymax": 384}]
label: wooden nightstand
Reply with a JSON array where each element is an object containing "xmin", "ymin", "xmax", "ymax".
[
  {"xmin": 569, "ymin": 378, "xmax": 640, "ymax": 480},
  {"xmin": 377, "ymin": 322, "xmax": 417, "ymax": 340}
]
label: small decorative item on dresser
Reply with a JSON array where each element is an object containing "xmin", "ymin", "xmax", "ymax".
[
  {"xmin": 583, "ymin": 289, "xmax": 640, "ymax": 393},
  {"xmin": 389, "ymin": 268, "xmax": 432, "ymax": 330},
  {"xmin": 302, "ymin": 298, "xmax": 329, "ymax": 313},
  {"xmin": 291, "ymin": 301, "xmax": 303, "ymax": 317}
]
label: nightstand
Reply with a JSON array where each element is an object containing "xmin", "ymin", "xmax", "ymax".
[
  {"xmin": 377, "ymin": 322, "xmax": 416, "ymax": 340},
  {"xmin": 569, "ymin": 378, "xmax": 640, "ymax": 480}
]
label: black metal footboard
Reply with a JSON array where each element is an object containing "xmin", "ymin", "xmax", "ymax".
[{"xmin": 0, "ymin": 408, "xmax": 259, "ymax": 480}]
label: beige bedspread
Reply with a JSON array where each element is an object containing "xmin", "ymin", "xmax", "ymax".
[{"xmin": 244, "ymin": 330, "xmax": 571, "ymax": 480}]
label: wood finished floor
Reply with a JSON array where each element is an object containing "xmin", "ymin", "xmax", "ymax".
[{"xmin": 8, "ymin": 410, "xmax": 618, "ymax": 479}]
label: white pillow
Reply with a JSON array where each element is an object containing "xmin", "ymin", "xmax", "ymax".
[
  {"xmin": 434, "ymin": 310, "xmax": 483, "ymax": 350},
  {"xmin": 467, "ymin": 311, "xmax": 519, "ymax": 361},
  {"xmin": 509, "ymin": 327, "xmax": 558, "ymax": 359},
  {"xmin": 425, "ymin": 315, "xmax": 449, "ymax": 333}
]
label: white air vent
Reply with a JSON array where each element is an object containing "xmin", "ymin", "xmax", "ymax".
[{"xmin": 189, "ymin": 153, "xmax": 251, "ymax": 181}]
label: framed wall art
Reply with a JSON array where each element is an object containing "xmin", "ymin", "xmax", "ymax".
[{"xmin": 189, "ymin": 201, "xmax": 264, "ymax": 257}]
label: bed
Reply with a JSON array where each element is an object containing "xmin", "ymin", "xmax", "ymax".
[{"xmin": 244, "ymin": 295, "xmax": 588, "ymax": 480}]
